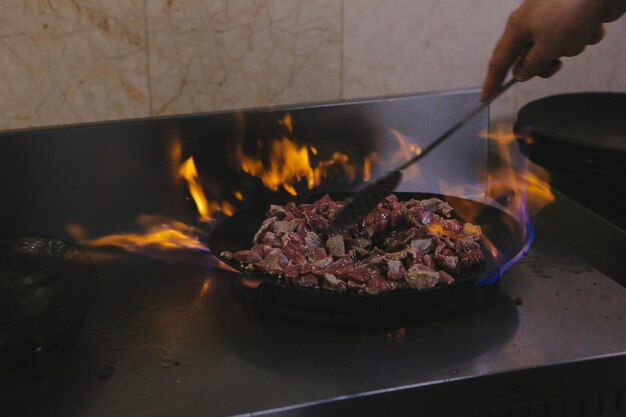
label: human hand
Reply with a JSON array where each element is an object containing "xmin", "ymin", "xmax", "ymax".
[{"xmin": 481, "ymin": 0, "xmax": 625, "ymax": 101}]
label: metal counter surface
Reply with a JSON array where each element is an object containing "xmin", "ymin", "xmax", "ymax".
[{"xmin": 2, "ymin": 228, "xmax": 624, "ymax": 417}]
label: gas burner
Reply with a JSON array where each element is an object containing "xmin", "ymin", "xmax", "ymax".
[
  {"xmin": 0, "ymin": 236, "xmax": 97, "ymax": 388},
  {"xmin": 0, "ymin": 323, "xmax": 82, "ymax": 390}
]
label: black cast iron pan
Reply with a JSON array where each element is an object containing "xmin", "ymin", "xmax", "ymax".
[
  {"xmin": 209, "ymin": 192, "xmax": 526, "ymax": 324},
  {"xmin": 514, "ymin": 93, "xmax": 626, "ymax": 176},
  {"xmin": 0, "ymin": 236, "xmax": 98, "ymax": 356}
]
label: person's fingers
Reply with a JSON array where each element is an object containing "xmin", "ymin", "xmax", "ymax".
[
  {"xmin": 587, "ymin": 23, "xmax": 606, "ymax": 45},
  {"xmin": 512, "ymin": 43, "xmax": 556, "ymax": 81},
  {"xmin": 481, "ymin": 12, "xmax": 528, "ymax": 101},
  {"xmin": 538, "ymin": 59, "xmax": 562, "ymax": 78}
]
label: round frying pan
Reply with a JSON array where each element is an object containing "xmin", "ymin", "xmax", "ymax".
[
  {"xmin": 0, "ymin": 236, "xmax": 98, "ymax": 353},
  {"xmin": 209, "ymin": 192, "xmax": 526, "ymax": 323},
  {"xmin": 514, "ymin": 93, "xmax": 626, "ymax": 229},
  {"xmin": 515, "ymin": 93, "xmax": 626, "ymax": 175}
]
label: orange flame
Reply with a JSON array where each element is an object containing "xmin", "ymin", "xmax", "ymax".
[
  {"xmin": 481, "ymin": 126, "xmax": 554, "ymax": 216},
  {"xmin": 179, "ymin": 157, "xmax": 235, "ymax": 221},
  {"xmin": 234, "ymin": 113, "xmax": 370, "ymax": 195},
  {"xmin": 76, "ymin": 215, "xmax": 208, "ymax": 253}
]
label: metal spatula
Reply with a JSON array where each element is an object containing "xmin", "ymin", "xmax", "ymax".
[{"xmin": 330, "ymin": 79, "xmax": 516, "ymax": 230}]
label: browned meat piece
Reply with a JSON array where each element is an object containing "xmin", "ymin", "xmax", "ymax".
[
  {"xmin": 322, "ymin": 273, "xmax": 347, "ymax": 292},
  {"xmin": 383, "ymin": 248, "xmax": 411, "ymax": 261},
  {"xmin": 282, "ymin": 246, "xmax": 307, "ymax": 266},
  {"xmin": 364, "ymin": 207, "xmax": 390, "ymax": 233},
  {"xmin": 437, "ymin": 255, "xmax": 459, "ymax": 272},
  {"xmin": 253, "ymin": 217, "xmax": 276, "ymax": 244},
  {"xmin": 346, "ymin": 236, "xmax": 372, "ymax": 257},
  {"xmin": 301, "ymin": 231, "xmax": 322, "ymax": 248},
  {"xmin": 255, "ymin": 249, "xmax": 288, "ymax": 275},
  {"xmin": 338, "ymin": 264, "xmax": 384, "ymax": 283},
  {"xmin": 420, "ymin": 211, "xmax": 436, "ymax": 225},
  {"xmin": 305, "ymin": 247, "xmax": 328, "ymax": 262},
  {"xmin": 268, "ymin": 205, "xmax": 292, "ymax": 220},
  {"xmin": 311, "ymin": 256, "xmax": 334, "ymax": 269},
  {"xmin": 455, "ymin": 236, "xmax": 485, "ymax": 267},
  {"xmin": 437, "ymin": 270, "xmax": 455, "ymax": 285},
  {"xmin": 232, "ymin": 250, "xmax": 262, "ymax": 264},
  {"xmin": 365, "ymin": 276, "xmax": 398, "ymax": 295},
  {"xmin": 385, "ymin": 194, "xmax": 410, "ymax": 227},
  {"xmin": 347, "ymin": 280, "xmax": 367, "ymax": 291},
  {"xmin": 386, "ymin": 260, "xmax": 406, "ymax": 280},
  {"xmin": 410, "ymin": 238, "xmax": 433, "ymax": 255},
  {"xmin": 261, "ymin": 232, "xmax": 281, "ymax": 248},
  {"xmin": 293, "ymin": 273, "xmax": 320, "ymax": 288},
  {"xmin": 321, "ymin": 255, "xmax": 355, "ymax": 275},
  {"xmin": 405, "ymin": 264, "xmax": 439, "ymax": 289},
  {"xmin": 383, "ymin": 227, "xmax": 420, "ymax": 251},
  {"xmin": 312, "ymin": 194, "xmax": 339, "ymax": 214},
  {"xmin": 325, "ymin": 234, "xmax": 345, "ymax": 257},
  {"xmin": 421, "ymin": 198, "xmax": 453, "ymax": 216},
  {"xmin": 283, "ymin": 264, "xmax": 301, "ymax": 283},
  {"xmin": 251, "ymin": 244, "xmax": 272, "ymax": 258},
  {"xmin": 273, "ymin": 220, "xmax": 296, "ymax": 236},
  {"xmin": 302, "ymin": 209, "xmax": 329, "ymax": 232},
  {"xmin": 421, "ymin": 254, "xmax": 435, "ymax": 269}
]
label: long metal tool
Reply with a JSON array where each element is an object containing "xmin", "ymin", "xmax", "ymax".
[{"xmin": 330, "ymin": 79, "xmax": 516, "ymax": 230}]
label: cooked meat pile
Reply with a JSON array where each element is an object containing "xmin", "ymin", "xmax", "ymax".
[{"xmin": 221, "ymin": 194, "xmax": 485, "ymax": 294}]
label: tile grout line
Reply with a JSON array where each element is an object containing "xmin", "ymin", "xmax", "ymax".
[{"xmin": 143, "ymin": 0, "xmax": 154, "ymax": 116}]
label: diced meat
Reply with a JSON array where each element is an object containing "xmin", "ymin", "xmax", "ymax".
[
  {"xmin": 302, "ymin": 231, "xmax": 322, "ymax": 248},
  {"xmin": 322, "ymin": 273, "xmax": 347, "ymax": 292},
  {"xmin": 253, "ymin": 217, "xmax": 276, "ymax": 244},
  {"xmin": 410, "ymin": 238, "xmax": 433, "ymax": 254},
  {"xmin": 293, "ymin": 273, "xmax": 319, "ymax": 289},
  {"xmin": 283, "ymin": 264, "xmax": 301, "ymax": 284},
  {"xmin": 405, "ymin": 264, "xmax": 439, "ymax": 289},
  {"xmin": 364, "ymin": 207, "xmax": 390, "ymax": 233},
  {"xmin": 273, "ymin": 220, "xmax": 296, "ymax": 236},
  {"xmin": 282, "ymin": 246, "xmax": 307, "ymax": 266},
  {"xmin": 386, "ymin": 260, "xmax": 406, "ymax": 280},
  {"xmin": 325, "ymin": 234, "xmax": 345, "ymax": 258},
  {"xmin": 255, "ymin": 249, "xmax": 288, "ymax": 275},
  {"xmin": 231, "ymin": 194, "xmax": 484, "ymax": 294},
  {"xmin": 421, "ymin": 198, "xmax": 453, "ymax": 216},
  {"xmin": 365, "ymin": 276, "xmax": 398, "ymax": 295},
  {"xmin": 305, "ymin": 247, "xmax": 328, "ymax": 262},
  {"xmin": 268, "ymin": 205, "xmax": 291, "ymax": 220},
  {"xmin": 251, "ymin": 244, "xmax": 272, "ymax": 258},
  {"xmin": 437, "ymin": 270, "xmax": 455, "ymax": 285},
  {"xmin": 232, "ymin": 250, "xmax": 262, "ymax": 264},
  {"xmin": 455, "ymin": 236, "xmax": 485, "ymax": 267}
]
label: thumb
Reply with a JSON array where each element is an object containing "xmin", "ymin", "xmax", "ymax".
[{"xmin": 513, "ymin": 45, "xmax": 555, "ymax": 81}]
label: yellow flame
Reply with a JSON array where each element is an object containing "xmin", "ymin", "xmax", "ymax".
[
  {"xmin": 234, "ymin": 191, "xmax": 244, "ymax": 201},
  {"xmin": 179, "ymin": 157, "xmax": 235, "ymax": 221},
  {"xmin": 483, "ymin": 125, "xmax": 554, "ymax": 215},
  {"xmin": 390, "ymin": 128, "xmax": 422, "ymax": 158},
  {"xmin": 387, "ymin": 128, "xmax": 423, "ymax": 179},
  {"xmin": 363, "ymin": 158, "xmax": 372, "ymax": 182},
  {"xmin": 70, "ymin": 215, "xmax": 208, "ymax": 253},
  {"xmin": 234, "ymin": 114, "xmax": 369, "ymax": 195},
  {"xmin": 281, "ymin": 113, "xmax": 293, "ymax": 133}
]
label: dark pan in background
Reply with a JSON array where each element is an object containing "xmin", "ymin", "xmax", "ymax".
[
  {"xmin": 0, "ymin": 236, "xmax": 98, "ymax": 374},
  {"xmin": 514, "ymin": 93, "xmax": 626, "ymax": 230}
]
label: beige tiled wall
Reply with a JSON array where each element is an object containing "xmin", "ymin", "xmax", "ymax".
[{"xmin": 1, "ymin": 0, "xmax": 624, "ymax": 131}]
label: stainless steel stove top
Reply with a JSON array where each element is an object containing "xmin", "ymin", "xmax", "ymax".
[{"xmin": 0, "ymin": 90, "xmax": 624, "ymax": 417}]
